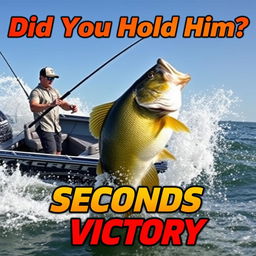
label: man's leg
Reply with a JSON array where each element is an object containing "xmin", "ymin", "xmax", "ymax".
[
  {"xmin": 36, "ymin": 127, "xmax": 57, "ymax": 154},
  {"xmin": 55, "ymin": 132, "xmax": 62, "ymax": 155}
]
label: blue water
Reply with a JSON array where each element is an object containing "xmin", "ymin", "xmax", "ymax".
[{"xmin": 0, "ymin": 121, "xmax": 255, "ymax": 256}]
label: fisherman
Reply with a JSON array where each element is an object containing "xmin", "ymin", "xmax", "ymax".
[{"xmin": 30, "ymin": 67, "xmax": 78, "ymax": 155}]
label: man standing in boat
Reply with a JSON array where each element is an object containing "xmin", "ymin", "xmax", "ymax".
[{"xmin": 30, "ymin": 67, "xmax": 78, "ymax": 155}]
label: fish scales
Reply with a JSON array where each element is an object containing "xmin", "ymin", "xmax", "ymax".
[{"xmin": 89, "ymin": 58, "xmax": 191, "ymax": 188}]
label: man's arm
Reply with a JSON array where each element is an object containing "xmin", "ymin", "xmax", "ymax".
[
  {"xmin": 30, "ymin": 100, "xmax": 51, "ymax": 112},
  {"xmin": 55, "ymin": 89, "xmax": 78, "ymax": 113},
  {"xmin": 30, "ymin": 98, "xmax": 62, "ymax": 113},
  {"xmin": 59, "ymin": 100, "xmax": 78, "ymax": 113},
  {"xmin": 30, "ymin": 97, "xmax": 78, "ymax": 114}
]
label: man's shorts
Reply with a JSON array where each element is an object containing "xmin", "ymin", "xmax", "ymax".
[{"xmin": 36, "ymin": 126, "xmax": 62, "ymax": 154}]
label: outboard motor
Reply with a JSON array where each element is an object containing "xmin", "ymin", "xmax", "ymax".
[{"xmin": 0, "ymin": 111, "xmax": 13, "ymax": 143}]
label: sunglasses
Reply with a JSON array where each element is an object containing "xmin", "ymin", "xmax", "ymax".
[{"xmin": 45, "ymin": 76, "xmax": 55, "ymax": 81}]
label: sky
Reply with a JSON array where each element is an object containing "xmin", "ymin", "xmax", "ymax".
[{"xmin": 0, "ymin": 0, "xmax": 255, "ymax": 121}]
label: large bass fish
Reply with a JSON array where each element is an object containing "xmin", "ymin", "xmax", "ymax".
[{"xmin": 90, "ymin": 58, "xmax": 191, "ymax": 188}]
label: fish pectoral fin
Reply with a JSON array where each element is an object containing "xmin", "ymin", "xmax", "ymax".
[
  {"xmin": 141, "ymin": 165, "xmax": 159, "ymax": 190},
  {"xmin": 163, "ymin": 116, "xmax": 190, "ymax": 133},
  {"xmin": 89, "ymin": 102, "xmax": 114, "ymax": 138},
  {"xmin": 96, "ymin": 161, "xmax": 103, "ymax": 175},
  {"xmin": 158, "ymin": 148, "xmax": 176, "ymax": 161}
]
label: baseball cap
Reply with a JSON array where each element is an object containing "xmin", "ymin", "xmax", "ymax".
[{"xmin": 40, "ymin": 67, "xmax": 59, "ymax": 78}]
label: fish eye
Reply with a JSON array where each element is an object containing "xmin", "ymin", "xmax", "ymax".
[{"xmin": 147, "ymin": 71, "xmax": 155, "ymax": 79}]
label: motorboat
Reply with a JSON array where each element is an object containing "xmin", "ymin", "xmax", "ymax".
[{"xmin": 0, "ymin": 112, "xmax": 167, "ymax": 184}]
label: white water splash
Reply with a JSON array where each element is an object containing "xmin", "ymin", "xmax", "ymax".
[
  {"xmin": 0, "ymin": 75, "xmax": 239, "ymax": 230},
  {"xmin": 0, "ymin": 165, "xmax": 89, "ymax": 232},
  {"xmin": 0, "ymin": 75, "xmax": 90, "ymax": 230},
  {"xmin": 0, "ymin": 75, "xmax": 89, "ymax": 134},
  {"xmin": 0, "ymin": 76, "xmax": 33, "ymax": 133},
  {"xmin": 161, "ymin": 89, "xmax": 239, "ymax": 186}
]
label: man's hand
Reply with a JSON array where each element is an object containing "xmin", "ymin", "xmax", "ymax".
[
  {"xmin": 54, "ymin": 98, "xmax": 78, "ymax": 113},
  {"xmin": 51, "ymin": 98, "xmax": 63, "ymax": 107},
  {"xmin": 69, "ymin": 104, "xmax": 78, "ymax": 114}
]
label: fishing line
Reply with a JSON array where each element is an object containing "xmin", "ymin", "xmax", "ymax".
[
  {"xmin": 0, "ymin": 51, "xmax": 31, "ymax": 138},
  {"xmin": 0, "ymin": 51, "xmax": 29, "ymax": 99},
  {"xmin": 28, "ymin": 38, "xmax": 145, "ymax": 128}
]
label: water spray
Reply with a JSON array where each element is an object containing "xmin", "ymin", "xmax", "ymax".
[{"xmin": 0, "ymin": 51, "xmax": 29, "ymax": 99}]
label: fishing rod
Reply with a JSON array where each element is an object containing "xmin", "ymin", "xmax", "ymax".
[
  {"xmin": 28, "ymin": 38, "xmax": 144, "ymax": 128},
  {"xmin": 0, "ymin": 51, "xmax": 30, "ymax": 99}
]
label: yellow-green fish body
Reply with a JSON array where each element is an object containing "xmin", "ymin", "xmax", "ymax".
[{"xmin": 90, "ymin": 58, "xmax": 191, "ymax": 188}]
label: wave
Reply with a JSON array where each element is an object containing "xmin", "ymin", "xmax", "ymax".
[{"xmin": 161, "ymin": 89, "xmax": 239, "ymax": 186}]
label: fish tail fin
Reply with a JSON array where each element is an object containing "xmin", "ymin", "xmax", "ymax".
[
  {"xmin": 125, "ymin": 165, "xmax": 159, "ymax": 217},
  {"xmin": 141, "ymin": 165, "xmax": 159, "ymax": 191}
]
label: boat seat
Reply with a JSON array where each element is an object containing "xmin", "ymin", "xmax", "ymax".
[
  {"xmin": 24, "ymin": 124, "xmax": 68, "ymax": 152},
  {"xmin": 67, "ymin": 136, "xmax": 99, "ymax": 156},
  {"xmin": 24, "ymin": 124, "xmax": 43, "ymax": 152},
  {"xmin": 79, "ymin": 143, "xmax": 99, "ymax": 156}
]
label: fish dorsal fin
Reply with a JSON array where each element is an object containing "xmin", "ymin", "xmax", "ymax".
[
  {"xmin": 157, "ymin": 148, "xmax": 176, "ymax": 161},
  {"xmin": 141, "ymin": 165, "xmax": 159, "ymax": 190},
  {"xmin": 89, "ymin": 102, "xmax": 114, "ymax": 138},
  {"xmin": 163, "ymin": 116, "xmax": 190, "ymax": 133}
]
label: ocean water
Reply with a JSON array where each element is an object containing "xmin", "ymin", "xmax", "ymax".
[{"xmin": 0, "ymin": 76, "xmax": 255, "ymax": 256}]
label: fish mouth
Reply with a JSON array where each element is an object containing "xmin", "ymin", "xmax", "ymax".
[
  {"xmin": 157, "ymin": 58, "xmax": 191, "ymax": 85},
  {"xmin": 147, "ymin": 105, "xmax": 178, "ymax": 113},
  {"xmin": 147, "ymin": 107, "xmax": 177, "ymax": 114},
  {"xmin": 137, "ymin": 100, "xmax": 178, "ymax": 114},
  {"xmin": 157, "ymin": 58, "xmax": 174, "ymax": 74}
]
